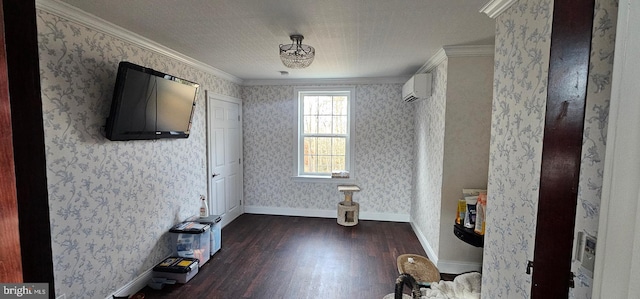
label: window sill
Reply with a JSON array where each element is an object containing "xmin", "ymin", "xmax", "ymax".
[{"xmin": 291, "ymin": 175, "xmax": 356, "ymax": 184}]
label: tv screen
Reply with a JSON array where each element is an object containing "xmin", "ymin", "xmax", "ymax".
[{"xmin": 105, "ymin": 61, "xmax": 200, "ymax": 141}]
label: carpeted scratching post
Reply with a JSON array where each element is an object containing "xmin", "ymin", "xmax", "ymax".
[{"xmin": 337, "ymin": 185, "xmax": 360, "ymax": 226}]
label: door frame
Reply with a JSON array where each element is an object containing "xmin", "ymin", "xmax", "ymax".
[
  {"xmin": 592, "ymin": 0, "xmax": 640, "ymax": 297},
  {"xmin": 205, "ymin": 90, "xmax": 244, "ymax": 227},
  {"xmin": 2, "ymin": 0, "xmax": 55, "ymax": 291},
  {"xmin": 0, "ymin": 0, "xmax": 22, "ymax": 283}
]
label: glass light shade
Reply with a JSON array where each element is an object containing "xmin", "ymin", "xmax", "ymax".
[{"xmin": 279, "ymin": 35, "xmax": 315, "ymax": 69}]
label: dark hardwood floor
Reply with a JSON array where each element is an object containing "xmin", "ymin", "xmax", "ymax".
[{"xmin": 139, "ymin": 214, "xmax": 433, "ymax": 299}]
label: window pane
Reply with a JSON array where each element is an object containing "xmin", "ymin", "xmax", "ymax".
[
  {"xmin": 303, "ymin": 137, "xmax": 317, "ymax": 156},
  {"xmin": 304, "ymin": 154, "xmax": 316, "ymax": 173},
  {"xmin": 317, "ymin": 156, "xmax": 332, "ymax": 173},
  {"xmin": 303, "ymin": 137, "xmax": 317, "ymax": 173},
  {"xmin": 317, "ymin": 137, "xmax": 332, "ymax": 155},
  {"xmin": 332, "ymin": 138, "xmax": 346, "ymax": 155},
  {"xmin": 318, "ymin": 116, "xmax": 333, "ymax": 134},
  {"xmin": 333, "ymin": 116, "xmax": 347, "ymax": 134},
  {"xmin": 333, "ymin": 96, "xmax": 347, "ymax": 115},
  {"xmin": 298, "ymin": 89, "xmax": 352, "ymax": 176},
  {"xmin": 303, "ymin": 116, "xmax": 318, "ymax": 134},
  {"xmin": 318, "ymin": 96, "xmax": 333, "ymax": 115},
  {"xmin": 332, "ymin": 156, "xmax": 346, "ymax": 171},
  {"xmin": 303, "ymin": 96, "xmax": 318, "ymax": 115}
]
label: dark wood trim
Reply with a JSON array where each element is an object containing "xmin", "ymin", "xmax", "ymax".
[
  {"xmin": 0, "ymin": 0, "xmax": 23, "ymax": 284},
  {"xmin": 532, "ymin": 0, "xmax": 595, "ymax": 298},
  {"xmin": 3, "ymin": 0, "xmax": 55, "ymax": 295}
]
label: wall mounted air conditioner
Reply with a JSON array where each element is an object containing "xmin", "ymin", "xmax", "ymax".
[{"xmin": 402, "ymin": 73, "xmax": 432, "ymax": 102}]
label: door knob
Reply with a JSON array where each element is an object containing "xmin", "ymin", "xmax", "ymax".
[{"xmin": 212, "ymin": 173, "xmax": 221, "ymax": 178}]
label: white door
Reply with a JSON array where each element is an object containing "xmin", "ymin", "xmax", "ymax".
[{"xmin": 206, "ymin": 91, "xmax": 243, "ymax": 227}]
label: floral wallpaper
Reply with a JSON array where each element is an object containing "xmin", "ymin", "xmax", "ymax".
[
  {"xmin": 242, "ymin": 84, "xmax": 415, "ymax": 216},
  {"xmin": 483, "ymin": 0, "xmax": 616, "ymax": 298},
  {"xmin": 411, "ymin": 61, "xmax": 448, "ymax": 257},
  {"xmin": 36, "ymin": 9, "xmax": 240, "ymax": 299},
  {"xmin": 570, "ymin": 0, "xmax": 617, "ymax": 298},
  {"xmin": 482, "ymin": 0, "xmax": 553, "ymax": 297}
]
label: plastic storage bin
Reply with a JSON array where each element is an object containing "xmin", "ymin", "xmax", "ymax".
[
  {"xmin": 169, "ymin": 221, "xmax": 210, "ymax": 266},
  {"xmin": 197, "ymin": 215, "xmax": 222, "ymax": 255},
  {"xmin": 152, "ymin": 257, "xmax": 199, "ymax": 283}
]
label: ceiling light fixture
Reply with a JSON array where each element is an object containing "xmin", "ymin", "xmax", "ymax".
[{"xmin": 279, "ymin": 35, "xmax": 315, "ymax": 69}]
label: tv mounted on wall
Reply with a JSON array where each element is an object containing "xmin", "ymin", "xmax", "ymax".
[{"xmin": 105, "ymin": 61, "xmax": 200, "ymax": 141}]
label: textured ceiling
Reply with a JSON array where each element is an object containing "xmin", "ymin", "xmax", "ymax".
[{"xmin": 57, "ymin": 0, "xmax": 495, "ymax": 81}]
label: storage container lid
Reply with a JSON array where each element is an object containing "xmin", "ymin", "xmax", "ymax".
[
  {"xmin": 169, "ymin": 221, "xmax": 210, "ymax": 234},
  {"xmin": 196, "ymin": 215, "xmax": 222, "ymax": 224},
  {"xmin": 153, "ymin": 257, "xmax": 198, "ymax": 273}
]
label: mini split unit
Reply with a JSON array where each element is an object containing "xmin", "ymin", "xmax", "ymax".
[{"xmin": 402, "ymin": 73, "xmax": 432, "ymax": 102}]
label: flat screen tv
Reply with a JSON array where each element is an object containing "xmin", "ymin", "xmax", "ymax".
[{"xmin": 105, "ymin": 61, "xmax": 200, "ymax": 141}]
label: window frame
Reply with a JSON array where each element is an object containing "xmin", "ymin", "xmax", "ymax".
[{"xmin": 292, "ymin": 86, "xmax": 356, "ymax": 183}]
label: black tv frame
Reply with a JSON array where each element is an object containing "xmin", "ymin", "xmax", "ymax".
[{"xmin": 105, "ymin": 61, "xmax": 199, "ymax": 141}]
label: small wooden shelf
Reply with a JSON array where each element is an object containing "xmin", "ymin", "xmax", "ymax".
[{"xmin": 453, "ymin": 223, "xmax": 484, "ymax": 248}]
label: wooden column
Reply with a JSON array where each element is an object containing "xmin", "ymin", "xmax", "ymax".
[
  {"xmin": 0, "ymin": 0, "xmax": 22, "ymax": 283},
  {"xmin": 3, "ymin": 0, "xmax": 55, "ymax": 294},
  {"xmin": 531, "ymin": 0, "xmax": 595, "ymax": 297}
]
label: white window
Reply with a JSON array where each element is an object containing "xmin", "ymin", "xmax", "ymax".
[{"xmin": 293, "ymin": 87, "xmax": 355, "ymax": 181}]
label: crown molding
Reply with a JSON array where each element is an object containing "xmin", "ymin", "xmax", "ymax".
[
  {"xmin": 35, "ymin": 0, "xmax": 243, "ymax": 85},
  {"xmin": 416, "ymin": 45, "xmax": 495, "ymax": 74},
  {"xmin": 480, "ymin": 0, "xmax": 518, "ymax": 19},
  {"xmin": 242, "ymin": 76, "xmax": 411, "ymax": 86}
]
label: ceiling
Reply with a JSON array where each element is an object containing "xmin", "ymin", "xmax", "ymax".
[{"xmin": 57, "ymin": 0, "xmax": 495, "ymax": 81}]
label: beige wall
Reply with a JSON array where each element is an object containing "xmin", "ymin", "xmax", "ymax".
[
  {"xmin": 439, "ymin": 55, "xmax": 494, "ymax": 266},
  {"xmin": 411, "ymin": 48, "xmax": 494, "ymax": 273}
]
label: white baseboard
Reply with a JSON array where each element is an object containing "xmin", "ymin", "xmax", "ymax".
[
  {"xmin": 243, "ymin": 206, "xmax": 410, "ymax": 222},
  {"xmin": 409, "ymin": 220, "xmax": 439, "ymax": 263},
  {"xmin": 436, "ymin": 259, "xmax": 482, "ymax": 274},
  {"xmin": 409, "ymin": 220, "xmax": 482, "ymax": 274},
  {"xmin": 106, "ymin": 267, "xmax": 155, "ymax": 299}
]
